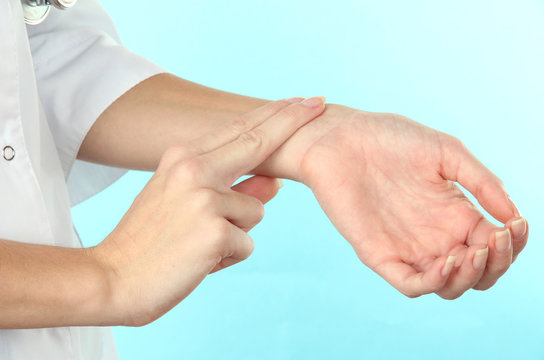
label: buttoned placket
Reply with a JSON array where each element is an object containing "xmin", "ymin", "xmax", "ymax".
[{"xmin": 0, "ymin": 0, "xmax": 56, "ymax": 246}]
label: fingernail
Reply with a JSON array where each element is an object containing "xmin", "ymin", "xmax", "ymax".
[
  {"xmin": 276, "ymin": 178, "xmax": 284, "ymax": 189},
  {"xmin": 441, "ymin": 256, "xmax": 456, "ymax": 277},
  {"xmin": 301, "ymin": 96, "xmax": 326, "ymax": 108},
  {"xmin": 285, "ymin": 97, "xmax": 305, "ymax": 104},
  {"xmin": 454, "ymin": 253, "xmax": 464, "ymax": 267},
  {"xmin": 472, "ymin": 248, "xmax": 489, "ymax": 270},
  {"xmin": 511, "ymin": 218, "xmax": 527, "ymax": 239},
  {"xmin": 495, "ymin": 229, "xmax": 512, "ymax": 254}
]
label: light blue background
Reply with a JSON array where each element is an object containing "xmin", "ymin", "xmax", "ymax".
[{"xmin": 72, "ymin": 1, "xmax": 543, "ymax": 359}]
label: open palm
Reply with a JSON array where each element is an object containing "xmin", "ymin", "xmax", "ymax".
[{"xmin": 299, "ymin": 109, "xmax": 528, "ymax": 299}]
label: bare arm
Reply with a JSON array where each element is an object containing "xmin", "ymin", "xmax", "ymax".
[
  {"xmin": 0, "ymin": 239, "xmax": 113, "ymax": 329},
  {"xmin": 79, "ymin": 73, "xmax": 270, "ymax": 173}
]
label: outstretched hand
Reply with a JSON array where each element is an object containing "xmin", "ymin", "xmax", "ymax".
[{"xmin": 291, "ymin": 106, "xmax": 528, "ymax": 299}]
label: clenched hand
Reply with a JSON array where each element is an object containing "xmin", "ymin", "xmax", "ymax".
[{"xmin": 88, "ymin": 97, "xmax": 326, "ymax": 326}]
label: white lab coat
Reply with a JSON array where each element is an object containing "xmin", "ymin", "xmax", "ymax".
[{"xmin": 0, "ymin": 0, "xmax": 164, "ymax": 358}]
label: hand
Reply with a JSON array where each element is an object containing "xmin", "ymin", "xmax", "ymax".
[
  {"xmin": 272, "ymin": 105, "xmax": 528, "ymax": 299},
  {"xmin": 88, "ymin": 97, "xmax": 326, "ymax": 326}
]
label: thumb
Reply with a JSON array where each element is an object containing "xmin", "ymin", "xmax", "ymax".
[
  {"xmin": 208, "ymin": 175, "xmax": 282, "ymax": 275},
  {"xmin": 438, "ymin": 133, "xmax": 519, "ymax": 223},
  {"xmin": 231, "ymin": 176, "xmax": 283, "ymax": 204}
]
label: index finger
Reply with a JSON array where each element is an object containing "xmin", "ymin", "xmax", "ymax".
[
  {"xmin": 159, "ymin": 98, "xmax": 305, "ymax": 171},
  {"xmin": 201, "ymin": 96, "xmax": 326, "ymax": 185}
]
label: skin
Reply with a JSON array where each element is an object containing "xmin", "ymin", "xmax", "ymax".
[
  {"xmin": 89, "ymin": 97, "xmax": 327, "ymax": 326},
  {"xmin": 80, "ymin": 74, "xmax": 528, "ymax": 301},
  {"xmin": 294, "ymin": 108, "xmax": 528, "ymax": 297},
  {"xmin": 0, "ymin": 97, "xmax": 324, "ymax": 328},
  {"xmin": 0, "ymin": 73, "xmax": 528, "ymax": 328},
  {"xmin": 0, "ymin": 176, "xmax": 282, "ymax": 329}
]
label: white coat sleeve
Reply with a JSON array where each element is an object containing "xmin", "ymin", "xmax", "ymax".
[{"xmin": 27, "ymin": 0, "xmax": 166, "ymax": 206}]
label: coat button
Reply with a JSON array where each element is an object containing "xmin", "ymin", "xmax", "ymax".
[{"xmin": 3, "ymin": 146, "xmax": 15, "ymax": 161}]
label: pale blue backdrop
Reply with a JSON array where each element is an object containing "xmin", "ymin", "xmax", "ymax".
[{"xmin": 72, "ymin": 1, "xmax": 543, "ymax": 359}]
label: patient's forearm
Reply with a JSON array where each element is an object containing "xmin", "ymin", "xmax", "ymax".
[
  {"xmin": 0, "ymin": 239, "xmax": 113, "ymax": 329},
  {"xmin": 78, "ymin": 73, "xmax": 269, "ymax": 172}
]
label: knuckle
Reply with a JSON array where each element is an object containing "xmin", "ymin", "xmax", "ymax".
[
  {"xmin": 278, "ymin": 106, "xmax": 300, "ymax": 122},
  {"xmin": 210, "ymin": 216, "xmax": 230, "ymax": 234},
  {"xmin": 205, "ymin": 218, "xmax": 231, "ymax": 251},
  {"xmin": 231, "ymin": 115, "xmax": 253, "ymax": 134},
  {"xmin": 167, "ymin": 158, "xmax": 205, "ymax": 185},
  {"xmin": 191, "ymin": 188, "xmax": 221, "ymax": 210},
  {"xmin": 495, "ymin": 177, "xmax": 506, "ymax": 191},
  {"xmin": 268, "ymin": 99, "xmax": 293, "ymax": 112},
  {"xmin": 451, "ymin": 136, "xmax": 468, "ymax": 153},
  {"xmin": 438, "ymin": 292, "xmax": 461, "ymax": 301},
  {"xmin": 244, "ymin": 198, "xmax": 265, "ymax": 229},
  {"xmin": 473, "ymin": 281, "xmax": 495, "ymax": 291},
  {"xmin": 488, "ymin": 257, "xmax": 511, "ymax": 275},
  {"xmin": 276, "ymin": 99, "xmax": 294, "ymax": 106},
  {"xmin": 239, "ymin": 128, "xmax": 265, "ymax": 150},
  {"xmin": 404, "ymin": 292, "xmax": 421, "ymax": 299},
  {"xmin": 242, "ymin": 192, "xmax": 265, "ymax": 216},
  {"xmin": 440, "ymin": 133, "xmax": 464, "ymax": 152},
  {"xmin": 241, "ymin": 238, "xmax": 255, "ymax": 260},
  {"xmin": 400, "ymin": 288, "xmax": 421, "ymax": 299},
  {"xmin": 490, "ymin": 265, "xmax": 509, "ymax": 278},
  {"xmin": 499, "ymin": 181, "xmax": 507, "ymax": 194}
]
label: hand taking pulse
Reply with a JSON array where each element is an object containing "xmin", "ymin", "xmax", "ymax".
[{"xmin": 88, "ymin": 97, "xmax": 326, "ymax": 326}]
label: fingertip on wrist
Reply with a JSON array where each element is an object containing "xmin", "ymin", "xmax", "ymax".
[
  {"xmin": 301, "ymin": 96, "xmax": 327, "ymax": 108},
  {"xmin": 285, "ymin": 97, "xmax": 305, "ymax": 104}
]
